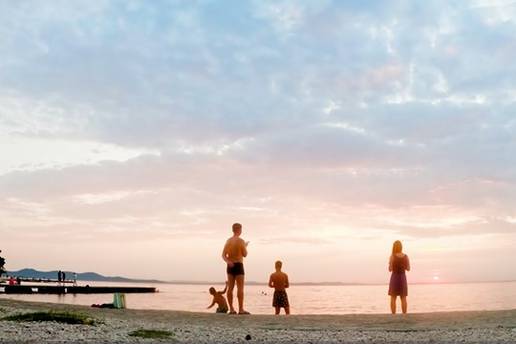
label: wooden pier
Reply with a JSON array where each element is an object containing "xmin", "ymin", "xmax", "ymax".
[{"xmin": 0, "ymin": 285, "xmax": 157, "ymax": 294}]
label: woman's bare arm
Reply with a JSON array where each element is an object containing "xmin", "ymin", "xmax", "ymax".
[
  {"xmin": 406, "ymin": 256, "xmax": 411, "ymax": 271},
  {"xmin": 388, "ymin": 255, "xmax": 393, "ymax": 272}
]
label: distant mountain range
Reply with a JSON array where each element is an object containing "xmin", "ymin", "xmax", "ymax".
[
  {"xmin": 7, "ymin": 268, "xmax": 514, "ymax": 285},
  {"xmin": 4, "ymin": 269, "xmax": 348, "ymax": 285},
  {"xmin": 7, "ymin": 268, "xmax": 164, "ymax": 284},
  {"xmin": 5, "ymin": 269, "xmax": 260, "ymax": 285}
]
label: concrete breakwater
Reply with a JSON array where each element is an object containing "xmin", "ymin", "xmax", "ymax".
[{"xmin": 0, "ymin": 285, "xmax": 157, "ymax": 294}]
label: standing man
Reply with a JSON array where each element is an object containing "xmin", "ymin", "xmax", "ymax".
[{"xmin": 222, "ymin": 223, "xmax": 250, "ymax": 315}]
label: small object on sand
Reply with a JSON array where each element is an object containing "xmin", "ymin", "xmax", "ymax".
[
  {"xmin": 91, "ymin": 303, "xmax": 115, "ymax": 309},
  {"xmin": 113, "ymin": 293, "xmax": 126, "ymax": 309},
  {"xmin": 245, "ymin": 334, "xmax": 252, "ymax": 340}
]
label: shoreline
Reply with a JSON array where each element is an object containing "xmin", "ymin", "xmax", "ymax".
[
  {"xmin": 0, "ymin": 299, "xmax": 515, "ymax": 343},
  {"xmin": 5, "ymin": 278, "xmax": 516, "ymax": 288}
]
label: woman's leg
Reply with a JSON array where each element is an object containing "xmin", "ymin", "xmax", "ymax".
[
  {"xmin": 401, "ymin": 296, "xmax": 408, "ymax": 314},
  {"xmin": 390, "ymin": 295, "xmax": 397, "ymax": 314}
]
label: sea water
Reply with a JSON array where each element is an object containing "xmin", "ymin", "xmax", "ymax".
[{"xmin": 1, "ymin": 281, "xmax": 515, "ymax": 314}]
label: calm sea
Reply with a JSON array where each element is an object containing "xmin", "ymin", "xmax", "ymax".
[{"xmin": 1, "ymin": 281, "xmax": 515, "ymax": 314}]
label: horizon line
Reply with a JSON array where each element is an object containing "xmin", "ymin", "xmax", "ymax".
[
  {"xmin": 160, "ymin": 279, "xmax": 516, "ymax": 286},
  {"xmin": 7, "ymin": 268, "xmax": 516, "ymax": 286}
]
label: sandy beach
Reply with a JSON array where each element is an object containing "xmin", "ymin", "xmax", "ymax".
[{"xmin": 0, "ymin": 299, "xmax": 515, "ymax": 343}]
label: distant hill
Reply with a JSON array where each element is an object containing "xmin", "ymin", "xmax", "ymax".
[
  {"xmin": 3, "ymin": 270, "xmax": 372, "ymax": 286},
  {"xmin": 3, "ymin": 269, "xmax": 375, "ymax": 285},
  {"xmin": 10, "ymin": 268, "xmax": 510, "ymax": 286},
  {"xmin": 7, "ymin": 268, "xmax": 164, "ymax": 284}
]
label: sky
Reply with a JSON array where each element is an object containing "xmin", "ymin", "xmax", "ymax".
[{"xmin": 1, "ymin": 0, "xmax": 516, "ymax": 284}]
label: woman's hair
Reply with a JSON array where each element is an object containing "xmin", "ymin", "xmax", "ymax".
[{"xmin": 392, "ymin": 240, "xmax": 403, "ymax": 255}]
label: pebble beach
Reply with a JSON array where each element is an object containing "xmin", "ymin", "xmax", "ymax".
[{"xmin": 0, "ymin": 299, "xmax": 515, "ymax": 343}]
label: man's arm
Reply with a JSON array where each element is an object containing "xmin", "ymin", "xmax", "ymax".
[
  {"xmin": 241, "ymin": 240, "xmax": 248, "ymax": 258},
  {"xmin": 285, "ymin": 274, "xmax": 289, "ymax": 289},
  {"xmin": 268, "ymin": 274, "xmax": 274, "ymax": 288},
  {"xmin": 222, "ymin": 241, "xmax": 231, "ymax": 264}
]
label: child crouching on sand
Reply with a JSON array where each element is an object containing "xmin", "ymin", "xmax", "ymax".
[
  {"xmin": 207, "ymin": 282, "xmax": 229, "ymax": 313},
  {"xmin": 268, "ymin": 260, "xmax": 290, "ymax": 315}
]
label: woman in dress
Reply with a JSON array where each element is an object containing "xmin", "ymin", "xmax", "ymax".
[{"xmin": 388, "ymin": 240, "xmax": 410, "ymax": 314}]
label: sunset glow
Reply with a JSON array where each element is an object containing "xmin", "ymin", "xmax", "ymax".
[{"xmin": 1, "ymin": 1, "xmax": 516, "ymax": 285}]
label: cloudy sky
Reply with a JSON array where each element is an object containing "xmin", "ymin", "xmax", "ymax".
[{"xmin": 1, "ymin": 0, "xmax": 516, "ymax": 283}]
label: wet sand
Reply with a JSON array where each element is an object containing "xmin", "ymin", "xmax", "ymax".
[{"xmin": 0, "ymin": 298, "xmax": 515, "ymax": 343}]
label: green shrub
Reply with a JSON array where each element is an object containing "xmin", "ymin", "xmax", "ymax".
[
  {"xmin": 2, "ymin": 311, "xmax": 95, "ymax": 325},
  {"xmin": 129, "ymin": 329, "xmax": 174, "ymax": 339}
]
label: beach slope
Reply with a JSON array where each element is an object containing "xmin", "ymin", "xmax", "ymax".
[{"xmin": 0, "ymin": 299, "xmax": 515, "ymax": 343}]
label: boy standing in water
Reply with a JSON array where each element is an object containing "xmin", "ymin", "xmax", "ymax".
[
  {"xmin": 207, "ymin": 283, "xmax": 229, "ymax": 313},
  {"xmin": 268, "ymin": 260, "xmax": 290, "ymax": 315}
]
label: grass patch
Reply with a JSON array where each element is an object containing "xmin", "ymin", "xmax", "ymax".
[
  {"xmin": 129, "ymin": 329, "xmax": 175, "ymax": 339},
  {"xmin": 2, "ymin": 311, "xmax": 96, "ymax": 325}
]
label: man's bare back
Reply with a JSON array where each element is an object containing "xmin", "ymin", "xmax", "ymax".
[
  {"xmin": 269, "ymin": 271, "xmax": 289, "ymax": 291},
  {"xmin": 213, "ymin": 293, "xmax": 227, "ymax": 307},
  {"xmin": 223, "ymin": 236, "xmax": 247, "ymax": 264}
]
